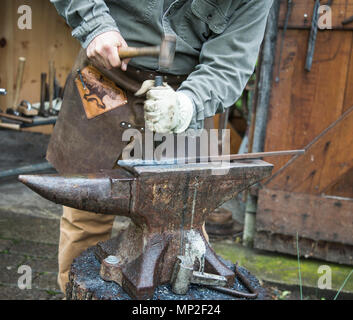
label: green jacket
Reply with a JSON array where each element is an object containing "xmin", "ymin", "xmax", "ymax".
[{"xmin": 50, "ymin": 0, "xmax": 273, "ymax": 130}]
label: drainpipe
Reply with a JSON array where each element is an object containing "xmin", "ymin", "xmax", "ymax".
[{"xmin": 242, "ymin": 0, "xmax": 281, "ymax": 247}]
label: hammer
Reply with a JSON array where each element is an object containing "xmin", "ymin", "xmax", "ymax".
[
  {"xmin": 118, "ymin": 34, "xmax": 176, "ymax": 69},
  {"xmin": 170, "ymin": 256, "xmax": 258, "ymax": 299}
]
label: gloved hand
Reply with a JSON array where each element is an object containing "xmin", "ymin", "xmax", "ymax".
[{"xmin": 135, "ymin": 80, "xmax": 194, "ymax": 134}]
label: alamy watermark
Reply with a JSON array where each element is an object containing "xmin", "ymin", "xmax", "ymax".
[
  {"xmin": 317, "ymin": 265, "xmax": 332, "ymax": 290},
  {"xmin": 121, "ymin": 128, "xmax": 231, "ymax": 175},
  {"xmin": 318, "ymin": 5, "xmax": 332, "ymax": 30},
  {"xmin": 17, "ymin": 265, "xmax": 32, "ymax": 290},
  {"xmin": 17, "ymin": 5, "xmax": 32, "ymax": 30}
]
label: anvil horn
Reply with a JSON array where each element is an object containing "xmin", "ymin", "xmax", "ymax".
[{"xmin": 18, "ymin": 169, "xmax": 134, "ymax": 215}]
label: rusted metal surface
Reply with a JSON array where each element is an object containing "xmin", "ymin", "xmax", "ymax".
[{"xmin": 20, "ymin": 160, "xmax": 273, "ymax": 299}]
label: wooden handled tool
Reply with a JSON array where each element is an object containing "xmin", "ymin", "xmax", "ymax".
[
  {"xmin": 118, "ymin": 46, "xmax": 160, "ymax": 59},
  {"xmin": 118, "ymin": 35, "xmax": 176, "ymax": 69},
  {"xmin": 12, "ymin": 57, "xmax": 26, "ymax": 111},
  {"xmin": 0, "ymin": 121, "xmax": 21, "ymax": 130},
  {"xmin": 17, "ymin": 100, "xmax": 38, "ymax": 117}
]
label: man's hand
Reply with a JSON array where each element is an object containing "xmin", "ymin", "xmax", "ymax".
[
  {"xmin": 86, "ymin": 31, "xmax": 130, "ymax": 71},
  {"xmin": 135, "ymin": 80, "xmax": 194, "ymax": 134}
]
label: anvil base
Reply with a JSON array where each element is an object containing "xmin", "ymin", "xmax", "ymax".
[{"xmin": 66, "ymin": 245, "xmax": 267, "ymax": 300}]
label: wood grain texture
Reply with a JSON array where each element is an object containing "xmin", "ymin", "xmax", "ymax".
[
  {"xmin": 264, "ymin": 29, "xmax": 351, "ymax": 174},
  {"xmin": 254, "ymin": 231, "xmax": 353, "ymax": 265},
  {"xmin": 0, "ymin": 0, "xmax": 80, "ymax": 112},
  {"xmin": 342, "ymin": 32, "xmax": 353, "ymax": 113},
  {"xmin": 326, "ymin": 167, "xmax": 353, "ymax": 198},
  {"xmin": 278, "ymin": 0, "xmax": 353, "ymax": 30},
  {"xmin": 256, "ymin": 188, "xmax": 353, "ymax": 245},
  {"xmin": 266, "ymin": 106, "xmax": 353, "ymax": 195}
]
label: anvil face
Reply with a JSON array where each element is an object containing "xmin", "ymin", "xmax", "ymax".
[{"xmin": 19, "ymin": 160, "xmax": 273, "ymax": 299}]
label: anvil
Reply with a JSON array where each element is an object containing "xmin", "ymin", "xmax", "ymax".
[{"xmin": 19, "ymin": 160, "xmax": 273, "ymax": 299}]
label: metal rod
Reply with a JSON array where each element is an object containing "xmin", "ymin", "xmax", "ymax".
[{"xmin": 118, "ymin": 149, "xmax": 305, "ymax": 167}]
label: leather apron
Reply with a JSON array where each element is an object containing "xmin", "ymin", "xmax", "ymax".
[{"xmin": 46, "ymin": 49, "xmax": 189, "ymax": 174}]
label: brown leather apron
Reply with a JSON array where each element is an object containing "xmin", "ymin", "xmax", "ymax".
[{"xmin": 46, "ymin": 50, "xmax": 189, "ymax": 174}]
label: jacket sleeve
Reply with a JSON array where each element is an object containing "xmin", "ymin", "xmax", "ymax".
[
  {"xmin": 178, "ymin": 0, "xmax": 273, "ymax": 130},
  {"xmin": 50, "ymin": 0, "xmax": 120, "ymax": 48}
]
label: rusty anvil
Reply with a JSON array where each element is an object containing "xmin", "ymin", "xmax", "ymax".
[{"xmin": 19, "ymin": 160, "xmax": 273, "ymax": 299}]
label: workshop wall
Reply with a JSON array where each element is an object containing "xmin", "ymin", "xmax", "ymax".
[
  {"xmin": 0, "ymin": 0, "xmax": 80, "ymax": 112},
  {"xmin": 255, "ymin": 0, "xmax": 353, "ymax": 265}
]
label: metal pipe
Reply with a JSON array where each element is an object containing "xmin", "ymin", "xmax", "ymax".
[{"xmin": 243, "ymin": 0, "xmax": 281, "ymax": 247}]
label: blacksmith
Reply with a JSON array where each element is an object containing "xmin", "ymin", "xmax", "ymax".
[{"xmin": 49, "ymin": 0, "xmax": 273, "ymax": 293}]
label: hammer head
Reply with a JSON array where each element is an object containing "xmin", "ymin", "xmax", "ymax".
[{"xmin": 159, "ymin": 34, "xmax": 176, "ymax": 69}]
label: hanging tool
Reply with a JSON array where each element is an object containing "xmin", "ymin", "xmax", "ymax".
[
  {"xmin": 342, "ymin": 15, "xmax": 353, "ymax": 25},
  {"xmin": 305, "ymin": 0, "xmax": 321, "ymax": 72},
  {"xmin": 0, "ymin": 88, "xmax": 6, "ymax": 95},
  {"xmin": 6, "ymin": 57, "xmax": 26, "ymax": 116},
  {"xmin": 340, "ymin": 0, "xmax": 353, "ymax": 26},
  {"xmin": 275, "ymin": 0, "xmax": 293, "ymax": 82}
]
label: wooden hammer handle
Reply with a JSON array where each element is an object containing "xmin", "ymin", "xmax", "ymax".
[
  {"xmin": 118, "ymin": 46, "xmax": 160, "ymax": 59},
  {"xmin": 13, "ymin": 57, "xmax": 26, "ymax": 110},
  {"xmin": 0, "ymin": 121, "xmax": 21, "ymax": 131}
]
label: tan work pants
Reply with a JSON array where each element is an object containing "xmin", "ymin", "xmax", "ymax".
[{"xmin": 57, "ymin": 206, "xmax": 115, "ymax": 293}]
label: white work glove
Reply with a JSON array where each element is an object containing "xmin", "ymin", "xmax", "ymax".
[{"xmin": 135, "ymin": 80, "xmax": 194, "ymax": 134}]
